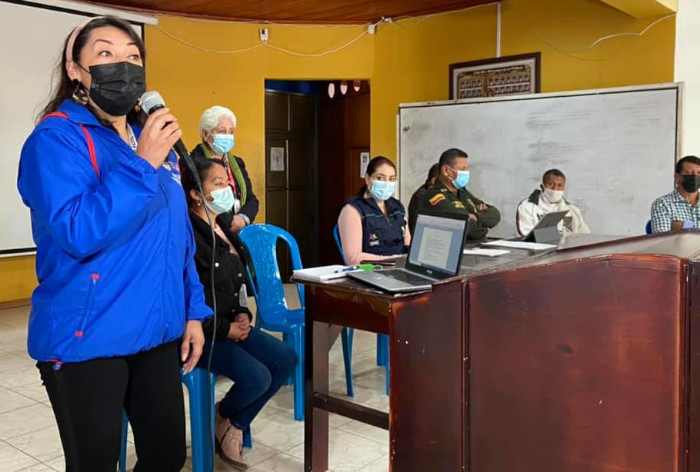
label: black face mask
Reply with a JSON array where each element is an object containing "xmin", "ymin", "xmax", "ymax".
[
  {"xmin": 81, "ymin": 62, "xmax": 145, "ymax": 116},
  {"xmin": 681, "ymin": 174, "xmax": 700, "ymax": 193}
]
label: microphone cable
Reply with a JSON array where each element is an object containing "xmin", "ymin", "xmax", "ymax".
[
  {"xmin": 183, "ymin": 158, "xmax": 219, "ymax": 463},
  {"xmin": 140, "ymin": 92, "xmax": 220, "ymax": 461}
]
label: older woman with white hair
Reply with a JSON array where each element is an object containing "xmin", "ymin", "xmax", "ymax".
[{"xmin": 190, "ymin": 106, "xmax": 259, "ymax": 233}]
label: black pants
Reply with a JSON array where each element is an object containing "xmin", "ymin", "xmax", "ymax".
[{"xmin": 38, "ymin": 341, "xmax": 186, "ymax": 472}]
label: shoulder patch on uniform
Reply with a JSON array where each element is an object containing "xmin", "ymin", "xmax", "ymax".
[{"xmin": 429, "ymin": 194, "xmax": 446, "ymax": 206}]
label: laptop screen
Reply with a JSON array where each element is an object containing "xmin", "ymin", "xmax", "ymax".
[{"xmin": 408, "ymin": 213, "xmax": 467, "ymax": 276}]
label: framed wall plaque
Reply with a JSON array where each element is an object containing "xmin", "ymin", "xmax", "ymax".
[{"xmin": 449, "ymin": 52, "xmax": 541, "ymax": 99}]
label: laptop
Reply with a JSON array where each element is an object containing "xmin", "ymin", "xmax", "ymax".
[
  {"xmin": 348, "ymin": 211, "xmax": 469, "ymax": 293},
  {"xmin": 521, "ymin": 210, "xmax": 568, "ymax": 243}
]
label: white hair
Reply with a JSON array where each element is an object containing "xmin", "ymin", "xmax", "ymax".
[{"xmin": 199, "ymin": 106, "xmax": 237, "ymax": 140}]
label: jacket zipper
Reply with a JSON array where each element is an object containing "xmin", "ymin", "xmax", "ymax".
[
  {"xmin": 76, "ymin": 273, "xmax": 99, "ymax": 338},
  {"xmin": 160, "ymin": 180, "xmax": 172, "ymax": 336}
]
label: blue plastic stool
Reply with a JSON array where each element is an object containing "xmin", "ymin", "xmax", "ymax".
[
  {"xmin": 340, "ymin": 326, "xmax": 354, "ymax": 398},
  {"xmin": 376, "ymin": 334, "xmax": 389, "ymax": 370},
  {"xmin": 334, "ymin": 224, "xmax": 390, "ymax": 395},
  {"xmin": 119, "ymin": 368, "xmax": 252, "ymax": 472},
  {"xmin": 119, "ymin": 411, "xmax": 128, "ymax": 472}
]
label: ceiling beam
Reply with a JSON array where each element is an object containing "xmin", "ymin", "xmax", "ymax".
[{"xmin": 598, "ymin": 0, "xmax": 677, "ymax": 18}]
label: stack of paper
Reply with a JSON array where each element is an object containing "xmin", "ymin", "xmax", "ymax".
[
  {"xmin": 483, "ymin": 240, "xmax": 557, "ymax": 251},
  {"xmin": 292, "ymin": 265, "xmax": 360, "ymax": 282},
  {"xmin": 463, "ymin": 248, "xmax": 511, "ymax": 257}
]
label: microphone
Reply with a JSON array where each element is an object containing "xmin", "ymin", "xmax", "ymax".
[{"xmin": 140, "ymin": 91, "xmax": 200, "ymax": 185}]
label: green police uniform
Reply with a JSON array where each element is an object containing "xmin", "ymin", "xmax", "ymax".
[{"xmin": 420, "ymin": 185, "xmax": 501, "ymax": 240}]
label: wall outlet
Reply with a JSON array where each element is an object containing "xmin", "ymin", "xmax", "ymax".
[{"xmin": 260, "ymin": 28, "xmax": 269, "ymax": 43}]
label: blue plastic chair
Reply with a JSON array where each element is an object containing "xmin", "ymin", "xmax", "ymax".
[
  {"xmin": 119, "ymin": 368, "xmax": 251, "ymax": 472},
  {"xmin": 332, "ymin": 226, "xmax": 356, "ymax": 398},
  {"xmin": 333, "ymin": 224, "xmax": 390, "ymax": 395},
  {"xmin": 646, "ymin": 220, "xmax": 652, "ymax": 234},
  {"xmin": 238, "ymin": 224, "xmax": 308, "ymax": 421},
  {"xmin": 119, "ymin": 411, "xmax": 128, "ymax": 472}
]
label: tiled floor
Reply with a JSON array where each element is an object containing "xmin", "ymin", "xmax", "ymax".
[{"xmin": 0, "ymin": 287, "xmax": 389, "ymax": 471}]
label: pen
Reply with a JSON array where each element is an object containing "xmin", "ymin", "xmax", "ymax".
[{"xmin": 333, "ymin": 266, "xmax": 358, "ymax": 273}]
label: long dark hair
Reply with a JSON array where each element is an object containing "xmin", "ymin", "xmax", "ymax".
[
  {"xmin": 180, "ymin": 157, "xmax": 227, "ymax": 207},
  {"xmin": 38, "ymin": 16, "xmax": 146, "ymax": 124},
  {"xmin": 358, "ymin": 156, "xmax": 397, "ymax": 197}
]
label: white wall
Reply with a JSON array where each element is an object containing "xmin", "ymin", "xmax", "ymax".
[
  {"xmin": 675, "ymin": 0, "xmax": 700, "ymax": 155},
  {"xmin": 0, "ymin": 0, "xmax": 154, "ymax": 255}
]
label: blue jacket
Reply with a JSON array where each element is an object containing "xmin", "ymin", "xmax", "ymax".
[{"xmin": 17, "ymin": 100, "xmax": 212, "ymax": 363}]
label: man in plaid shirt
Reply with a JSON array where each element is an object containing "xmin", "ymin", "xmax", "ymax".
[{"xmin": 651, "ymin": 155, "xmax": 700, "ymax": 233}]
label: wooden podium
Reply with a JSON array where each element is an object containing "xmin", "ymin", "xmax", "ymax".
[
  {"xmin": 467, "ymin": 232, "xmax": 700, "ymax": 472},
  {"xmin": 303, "ymin": 232, "xmax": 700, "ymax": 471}
]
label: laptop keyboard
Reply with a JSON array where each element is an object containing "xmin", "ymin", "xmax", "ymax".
[{"xmin": 382, "ymin": 270, "xmax": 434, "ymax": 285}]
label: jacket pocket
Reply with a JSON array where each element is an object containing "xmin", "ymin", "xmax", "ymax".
[{"xmin": 75, "ymin": 273, "xmax": 100, "ymax": 339}]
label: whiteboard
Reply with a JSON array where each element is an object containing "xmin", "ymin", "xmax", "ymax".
[
  {"xmin": 0, "ymin": 0, "xmax": 145, "ymax": 256},
  {"xmin": 399, "ymin": 84, "xmax": 681, "ymax": 238}
]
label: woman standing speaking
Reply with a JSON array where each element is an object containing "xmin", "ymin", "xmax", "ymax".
[{"xmin": 17, "ymin": 16, "xmax": 210, "ymax": 471}]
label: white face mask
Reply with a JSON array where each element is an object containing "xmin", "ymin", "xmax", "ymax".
[
  {"xmin": 204, "ymin": 186, "xmax": 235, "ymax": 214},
  {"xmin": 543, "ymin": 188, "xmax": 564, "ymax": 203}
]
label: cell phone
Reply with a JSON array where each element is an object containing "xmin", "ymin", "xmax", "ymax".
[{"xmin": 360, "ymin": 259, "xmax": 398, "ymax": 267}]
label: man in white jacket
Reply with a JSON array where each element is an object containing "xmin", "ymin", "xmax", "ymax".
[{"xmin": 516, "ymin": 169, "xmax": 590, "ymax": 236}]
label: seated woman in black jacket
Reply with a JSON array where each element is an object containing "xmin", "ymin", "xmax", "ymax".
[{"xmin": 180, "ymin": 156, "xmax": 297, "ymax": 470}]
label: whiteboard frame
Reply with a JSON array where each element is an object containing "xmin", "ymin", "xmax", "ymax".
[
  {"xmin": 1, "ymin": 0, "xmax": 150, "ymax": 257},
  {"xmin": 397, "ymin": 82, "xmax": 683, "ymax": 200},
  {"xmin": 1, "ymin": 0, "xmax": 158, "ymax": 24}
]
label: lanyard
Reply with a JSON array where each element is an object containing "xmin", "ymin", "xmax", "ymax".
[{"xmin": 126, "ymin": 124, "xmax": 138, "ymax": 151}]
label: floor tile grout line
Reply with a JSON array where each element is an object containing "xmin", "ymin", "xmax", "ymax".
[
  {"xmin": 5, "ymin": 429, "xmax": 64, "ymax": 467},
  {"xmin": 253, "ymin": 437, "xmax": 305, "ymax": 453},
  {"xmin": 335, "ymin": 425, "xmax": 389, "ymax": 447},
  {"xmin": 7, "ymin": 388, "xmax": 44, "ymax": 405},
  {"xmin": 0, "ymin": 401, "xmax": 47, "ymax": 418},
  {"xmin": 5, "ymin": 424, "xmax": 59, "ymax": 448},
  {"xmin": 0, "ymin": 370, "xmax": 43, "ymax": 390},
  {"xmin": 0, "ymin": 436, "xmax": 43, "ymax": 467},
  {"xmin": 0, "ymin": 406, "xmax": 55, "ymax": 442},
  {"xmin": 246, "ymin": 448, "xmax": 284, "ymax": 467},
  {"xmin": 42, "ymin": 453, "xmax": 63, "ymax": 465}
]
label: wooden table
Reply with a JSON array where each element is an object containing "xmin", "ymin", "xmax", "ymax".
[
  {"xmin": 300, "ymin": 238, "xmax": 554, "ymax": 471},
  {"xmin": 302, "ymin": 232, "xmax": 700, "ymax": 471}
]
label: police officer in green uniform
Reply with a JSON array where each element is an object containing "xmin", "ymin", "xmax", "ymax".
[{"xmin": 420, "ymin": 148, "xmax": 500, "ymax": 240}]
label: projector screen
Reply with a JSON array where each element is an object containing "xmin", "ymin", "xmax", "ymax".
[{"xmin": 0, "ymin": 0, "xmax": 147, "ymax": 256}]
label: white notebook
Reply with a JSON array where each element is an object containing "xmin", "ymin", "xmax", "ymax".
[{"xmin": 292, "ymin": 265, "xmax": 361, "ymax": 282}]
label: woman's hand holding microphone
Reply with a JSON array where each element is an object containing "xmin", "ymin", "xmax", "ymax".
[{"xmin": 136, "ymin": 107, "xmax": 182, "ymax": 169}]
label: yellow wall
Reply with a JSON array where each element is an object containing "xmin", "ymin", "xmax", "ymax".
[
  {"xmin": 145, "ymin": 17, "xmax": 375, "ymax": 223},
  {"xmin": 0, "ymin": 256, "xmax": 36, "ymax": 303},
  {"xmin": 600, "ymin": 0, "xmax": 677, "ymax": 17},
  {"xmin": 372, "ymin": 0, "xmax": 676, "ymax": 157},
  {"xmin": 0, "ymin": 0, "xmax": 676, "ymax": 302}
]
